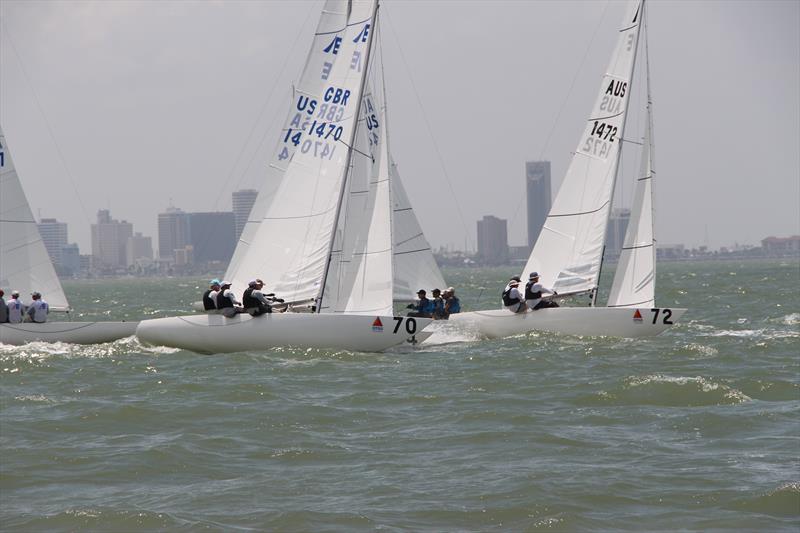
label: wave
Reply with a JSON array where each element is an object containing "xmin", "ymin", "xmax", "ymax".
[
  {"xmin": 728, "ymin": 482, "xmax": 800, "ymax": 517},
  {"xmin": 595, "ymin": 374, "xmax": 751, "ymax": 406}
]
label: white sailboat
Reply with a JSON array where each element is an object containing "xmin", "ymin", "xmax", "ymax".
[
  {"xmin": 137, "ymin": 0, "xmax": 433, "ymax": 354},
  {"xmin": 450, "ymin": 0, "xmax": 685, "ymax": 339},
  {"xmin": 0, "ymin": 126, "xmax": 138, "ymax": 345}
]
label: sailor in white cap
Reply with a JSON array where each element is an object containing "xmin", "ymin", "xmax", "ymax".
[
  {"xmin": 525, "ymin": 272, "xmax": 558, "ymax": 310},
  {"xmin": 27, "ymin": 291, "xmax": 49, "ymax": 323},
  {"xmin": 216, "ymin": 281, "xmax": 242, "ymax": 317},
  {"xmin": 443, "ymin": 287, "xmax": 461, "ymax": 317},
  {"xmin": 7, "ymin": 290, "xmax": 24, "ymax": 324},
  {"xmin": 502, "ymin": 277, "xmax": 527, "ymax": 313},
  {"xmin": 202, "ymin": 279, "xmax": 221, "ymax": 311}
]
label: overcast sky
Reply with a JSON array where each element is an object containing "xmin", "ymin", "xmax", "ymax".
[{"xmin": 2, "ymin": 0, "xmax": 798, "ymax": 253}]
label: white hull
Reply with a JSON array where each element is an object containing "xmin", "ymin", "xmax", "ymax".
[
  {"xmin": 448, "ymin": 307, "xmax": 686, "ymax": 339},
  {"xmin": 0, "ymin": 321, "xmax": 139, "ymax": 345},
  {"xmin": 136, "ymin": 313, "xmax": 432, "ymax": 353}
]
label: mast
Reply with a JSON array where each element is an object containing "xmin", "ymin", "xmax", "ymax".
[{"xmin": 317, "ymin": 0, "xmax": 380, "ymax": 312}]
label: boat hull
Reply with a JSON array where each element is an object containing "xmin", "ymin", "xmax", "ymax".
[
  {"xmin": 448, "ymin": 307, "xmax": 687, "ymax": 339},
  {"xmin": 136, "ymin": 313, "xmax": 432, "ymax": 353},
  {"xmin": 0, "ymin": 321, "xmax": 139, "ymax": 345}
]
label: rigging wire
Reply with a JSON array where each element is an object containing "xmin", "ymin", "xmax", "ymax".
[
  {"xmin": 381, "ymin": 3, "xmax": 472, "ymax": 251},
  {"xmin": 507, "ymin": 1, "xmax": 612, "ymax": 242},
  {"xmin": 0, "ymin": 19, "xmax": 92, "ymax": 228}
]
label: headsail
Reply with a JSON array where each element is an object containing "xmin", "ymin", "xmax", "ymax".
[
  {"xmin": 0, "ymin": 126, "xmax": 70, "ymax": 311},
  {"xmin": 522, "ymin": 0, "xmax": 643, "ymax": 296},
  {"xmin": 226, "ymin": 0, "xmax": 378, "ymax": 306},
  {"xmin": 391, "ymin": 160, "xmax": 446, "ymax": 300},
  {"xmin": 608, "ymin": 13, "xmax": 655, "ymax": 308}
]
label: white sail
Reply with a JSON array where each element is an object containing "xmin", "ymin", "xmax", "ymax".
[
  {"xmin": 607, "ymin": 94, "xmax": 655, "ymax": 308},
  {"xmin": 391, "ymin": 160, "xmax": 446, "ymax": 299},
  {"xmin": 226, "ymin": 0, "xmax": 377, "ymax": 305},
  {"xmin": 522, "ymin": 0, "xmax": 643, "ymax": 296},
  {"xmin": 0, "ymin": 126, "xmax": 70, "ymax": 311}
]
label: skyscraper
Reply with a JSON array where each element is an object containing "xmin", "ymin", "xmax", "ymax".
[
  {"xmin": 477, "ymin": 215, "xmax": 509, "ymax": 265},
  {"xmin": 606, "ymin": 208, "xmax": 631, "ymax": 257},
  {"xmin": 37, "ymin": 218, "xmax": 68, "ymax": 266},
  {"xmin": 526, "ymin": 161, "xmax": 552, "ymax": 248},
  {"xmin": 189, "ymin": 212, "xmax": 236, "ymax": 264},
  {"xmin": 157, "ymin": 206, "xmax": 191, "ymax": 261},
  {"xmin": 126, "ymin": 232, "xmax": 153, "ymax": 267},
  {"xmin": 91, "ymin": 209, "xmax": 133, "ymax": 269},
  {"xmin": 232, "ymin": 189, "xmax": 258, "ymax": 241}
]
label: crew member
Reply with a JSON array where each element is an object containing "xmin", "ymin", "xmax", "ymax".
[
  {"xmin": 202, "ymin": 279, "xmax": 221, "ymax": 310},
  {"xmin": 502, "ymin": 277, "xmax": 527, "ymax": 313},
  {"xmin": 407, "ymin": 289, "xmax": 433, "ymax": 318},
  {"xmin": 27, "ymin": 292, "xmax": 49, "ymax": 323},
  {"xmin": 443, "ymin": 287, "xmax": 461, "ymax": 318},
  {"xmin": 0, "ymin": 289, "xmax": 8, "ymax": 323},
  {"xmin": 216, "ymin": 281, "xmax": 242, "ymax": 318},
  {"xmin": 430, "ymin": 289, "xmax": 446, "ymax": 319},
  {"xmin": 243, "ymin": 280, "xmax": 272, "ymax": 316},
  {"xmin": 525, "ymin": 272, "xmax": 559, "ymax": 310},
  {"xmin": 7, "ymin": 291, "xmax": 24, "ymax": 324}
]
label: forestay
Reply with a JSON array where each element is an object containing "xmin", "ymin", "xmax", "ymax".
[
  {"xmin": 522, "ymin": 1, "xmax": 643, "ymax": 296},
  {"xmin": 226, "ymin": 0, "xmax": 378, "ymax": 306},
  {"xmin": 607, "ymin": 87, "xmax": 655, "ymax": 307},
  {"xmin": 0, "ymin": 126, "xmax": 70, "ymax": 312}
]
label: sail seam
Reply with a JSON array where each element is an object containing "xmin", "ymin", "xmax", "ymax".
[
  {"xmin": 393, "ymin": 247, "xmax": 431, "ymax": 256},
  {"xmin": 547, "ymin": 200, "xmax": 610, "ymax": 218},
  {"xmin": 621, "ymin": 243, "xmax": 653, "ymax": 250}
]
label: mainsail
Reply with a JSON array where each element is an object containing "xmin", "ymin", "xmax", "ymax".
[
  {"xmin": 522, "ymin": 1, "xmax": 643, "ymax": 296},
  {"xmin": 226, "ymin": 0, "xmax": 378, "ymax": 307},
  {"xmin": 0, "ymin": 126, "xmax": 70, "ymax": 312}
]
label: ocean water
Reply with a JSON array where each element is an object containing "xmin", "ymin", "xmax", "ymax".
[{"xmin": 1, "ymin": 259, "xmax": 798, "ymax": 531}]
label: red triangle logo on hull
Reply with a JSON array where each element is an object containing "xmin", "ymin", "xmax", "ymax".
[
  {"xmin": 633, "ymin": 309, "xmax": 643, "ymax": 322},
  {"xmin": 372, "ymin": 317, "xmax": 383, "ymax": 328}
]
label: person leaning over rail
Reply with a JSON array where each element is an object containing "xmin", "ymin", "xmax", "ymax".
[
  {"xmin": 26, "ymin": 291, "xmax": 48, "ymax": 323},
  {"xmin": 502, "ymin": 277, "xmax": 527, "ymax": 314},
  {"xmin": 525, "ymin": 272, "xmax": 559, "ymax": 310}
]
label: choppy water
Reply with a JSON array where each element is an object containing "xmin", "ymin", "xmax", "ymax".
[{"xmin": 1, "ymin": 259, "xmax": 798, "ymax": 531}]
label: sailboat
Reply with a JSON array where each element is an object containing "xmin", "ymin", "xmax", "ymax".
[
  {"xmin": 0, "ymin": 126, "xmax": 138, "ymax": 345},
  {"xmin": 136, "ymin": 0, "xmax": 435, "ymax": 353},
  {"xmin": 450, "ymin": 0, "xmax": 685, "ymax": 339}
]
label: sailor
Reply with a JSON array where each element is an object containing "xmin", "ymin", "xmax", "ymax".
[
  {"xmin": 202, "ymin": 279, "xmax": 221, "ymax": 310},
  {"xmin": 216, "ymin": 281, "xmax": 242, "ymax": 318},
  {"xmin": 243, "ymin": 280, "xmax": 272, "ymax": 316},
  {"xmin": 525, "ymin": 272, "xmax": 559, "ymax": 310},
  {"xmin": 407, "ymin": 289, "xmax": 433, "ymax": 318},
  {"xmin": 502, "ymin": 277, "xmax": 527, "ymax": 313},
  {"xmin": 0, "ymin": 289, "xmax": 8, "ymax": 323},
  {"xmin": 27, "ymin": 292, "xmax": 49, "ymax": 323},
  {"xmin": 7, "ymin": 291, "xmax": 24, "ymax": 324},
  {"xmin": 430, "ymin": 288, "xmax": 446, "ymax": 319},
  {"xmin": 443, "ymin": 287, "xmax": 461, "ymax": 318}
]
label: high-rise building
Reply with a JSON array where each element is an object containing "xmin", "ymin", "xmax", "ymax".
[
  {"xmin": 157, "ymin": 206, "xmax": 191, "ymax": 261},
  {"xmin": 232, "ymin": 189, "xmax": 258, "ymax": 241},
  {"xmin": 477, "ymin": 215, "xmax": 509, "ymax": 265},
  {"xmin": 91, "ymin": 209, "xmax": 133, "ymax": 269},
  {"xmin": 526, "ymin": 161, "xmax": 552, "ymax": 248},
  {"xmin": 37, "ymin": 218, "xmax": 68, "ymax": 266},
  {"xmin": 60, "ymin": 243, "xmax": 81, "ymax": 277},
  {"xmin": 606, "ymin": 208, "xmax": 631, "ymax": 257},
  {"xmin": 189, "ymin": 212, "xmax": 236, "ymax": 264},
  {"xmin": 126, "ymin": 232, "xmax": 154, "ymax": 267}
]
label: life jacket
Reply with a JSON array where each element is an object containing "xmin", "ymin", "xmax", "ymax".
[
  {"xmin": 202, "ymin": 289, "xmax": 217, "ymax": 310},
  {"xmin": 242, "ymin": 288, "xmax": 258, "ymax": 309},
  {"xmin": 525, "ymin": 282, "xmax": 542, "ymax": 300},
  {"xmin": 502, "ymin": 287, "xmax": 520, "ymax": 307},
  {"xmin": 216, "ymin": 290, "xmax": 233, "ymax": 308}
]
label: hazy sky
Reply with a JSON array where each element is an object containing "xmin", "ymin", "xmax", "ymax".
[{"xmin": 2, "ymin": 0, "xmax": 798, "ymax": 252}]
